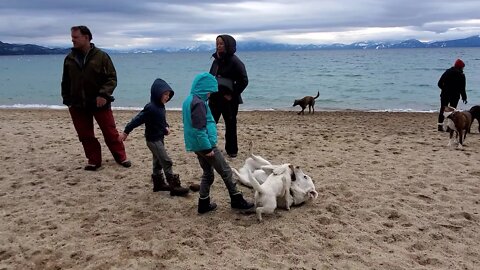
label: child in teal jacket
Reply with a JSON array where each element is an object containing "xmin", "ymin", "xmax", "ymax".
[{"xmin": 182, "ymin": 73, "xmax": 253, "ymax": 214}]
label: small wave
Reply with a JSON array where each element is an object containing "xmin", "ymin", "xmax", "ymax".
[
  {"xmin": 369, "ymin": 108, "xmax": 437, "ymax": 113},
  {"xmin": 113, "ymin": 106, "xmax": 151, "ymax": 111},
  {"xmin": 0, "ymin": 104, "xmax": 66, "ymax": 109}
]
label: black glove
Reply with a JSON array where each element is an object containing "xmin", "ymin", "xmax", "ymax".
[{"xmin": 463, "ymin": 99, "xmax": 468, "ymax": 104}]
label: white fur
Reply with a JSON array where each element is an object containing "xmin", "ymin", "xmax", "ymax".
[
  {"xmin": 233, "ymin": 155, "xmax": 318, "ymax": 211},
  {"xmin": 290, "ymin": 166, "xmax": 319, "ymax": 204},
  {"xmin": 232, "ymin": 153, "xmax": 272, "ymax": 187},
  {"xmin": 250, "ymin": 164, "xmax": 293, "ymax": 221}
]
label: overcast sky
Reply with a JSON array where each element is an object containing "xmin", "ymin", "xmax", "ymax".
[{"xmin": 1, "ymin": 0, "xmax": 479, "ymax": 49}]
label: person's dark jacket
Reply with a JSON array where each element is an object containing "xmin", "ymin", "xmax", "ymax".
[
  {"xmin": 61, "ymin": 44, "xmax": 117, "ymax": 109},
  {"xmin": 209, "ymin": 35, "xmax": 248, "ymax": 104},
  {"xmin": 438, "ymin": 66, "xmax": 467, "ymax": 101},
  {"xmin": 123, "ymin": 79, "xmax": 174, "ymax": 142}
]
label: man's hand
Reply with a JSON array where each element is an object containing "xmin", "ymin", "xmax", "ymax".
[
  {"xmin": 165, "ymin": 127, "xmax": 171, "ymax": 136},
  {"xmin": 463, "ymin": 99, "xmax": 468, "ymax": 104},
  {"xmin": 224, "ymin": 94, "xmax": 232, "ymax": 101},
  {"xmin": 96, "ymin": 96, "xmax": 107, "ymax": 107},
  {"xmin": 205, "ymin": 150, "xmax": 215, "ymax": 157},
  {"xmin": 118, "ymin": 132, "xmax": 128, "ymax": 141}
]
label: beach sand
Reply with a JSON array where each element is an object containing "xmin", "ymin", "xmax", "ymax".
[{"xmin": 0, "ymin": 109, "xmax": 479, "ymax": 269}]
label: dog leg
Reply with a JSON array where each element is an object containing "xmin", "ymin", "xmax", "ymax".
[
  {"xmin": 458, "ymin": 130, "xmax": 464, "ymax": 149},
  {"xmin": 249, "ymin": 154, "xmax": 272, "ymax": 167},
  {"xmin": 255, "ymin": 206, "xmax": 276, "ymax": 221},
  {"xmin": 447, "ymin": 130, "xmax": 454, "ymax": 146},
  {"xmin": 255, "ymin": 207, "xmax": 264, "ymax": 221}
]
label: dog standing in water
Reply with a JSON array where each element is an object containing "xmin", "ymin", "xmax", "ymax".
[{"xmin": 293, "ymin": 91, "xmax": 320, "ymax": 115}]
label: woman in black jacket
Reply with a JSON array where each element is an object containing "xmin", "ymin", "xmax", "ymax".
[{"xmin": 209, "ymin": 35, "xmax": 248, "ymax": 158}]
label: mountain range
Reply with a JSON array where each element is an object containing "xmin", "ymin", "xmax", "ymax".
[
  {"xmin": 0, "ymin": 41, "xmax": 69, "ymax": 55},
  {"xmin": 1, "ymin": 35, "xmax": 480, "ymax": 55}
]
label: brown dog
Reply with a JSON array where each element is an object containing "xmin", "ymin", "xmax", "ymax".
[
  {"xmin": 293, "ymin": 91, "xmax": 319, "ymax": 115},
  {"xmin": 443, "ymin": 106, "xmax": 472, "ymax": 149},
  {"xmin": 469, "ymin": 105, "xmax": 480, "ymax": 133}
]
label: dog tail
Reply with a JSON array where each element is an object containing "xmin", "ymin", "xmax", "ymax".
[
  {"xmin": 248, "ymin": 140, "xmax": 254, "ymax": 156},
  {"xmin": 249, "ymin": 169, "xmax": 265, "ymax": 194},
  {"xmin": 314, "ymin": 91, "xmax": 320, "ymax": 99}
]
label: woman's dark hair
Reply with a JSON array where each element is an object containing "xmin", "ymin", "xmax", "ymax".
[{"xmin": 71, "ymin": 25, "xmax": 92, "ymax": 41}]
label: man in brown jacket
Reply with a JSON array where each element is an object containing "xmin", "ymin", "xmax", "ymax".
[{"xmin": 61, "ymin": 25, "xmax": 130, "ymax": 170}]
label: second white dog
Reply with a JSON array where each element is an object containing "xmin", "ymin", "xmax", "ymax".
[{"xmin": 249, "ymin": 164, "xmax": 294, "ymax": 221}]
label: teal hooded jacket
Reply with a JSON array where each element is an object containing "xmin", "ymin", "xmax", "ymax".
[{"xmin": 182, "ymin": 73, "xmax": 219, "ymax": 152}]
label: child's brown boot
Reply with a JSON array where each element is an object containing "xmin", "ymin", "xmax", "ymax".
[{"xmin": 166, "ymin": 174, "xmax": 189, "ymax": 196}]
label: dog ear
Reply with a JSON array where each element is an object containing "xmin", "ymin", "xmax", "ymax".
[
  {"xmin": 289, "ymin": 164, "xmax": 296, "ymax": 181},
  {"xmin": 272, "ymin": 164, "xmax": 289, "ymax": 175}
]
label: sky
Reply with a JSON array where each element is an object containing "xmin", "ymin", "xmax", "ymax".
[{"xmin": 1, "ymin": 0, "xmax": 479, "ymax": 49}]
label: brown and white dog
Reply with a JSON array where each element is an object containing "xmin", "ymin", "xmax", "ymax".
[
  {"xmin": 469, "ymin": 105, "xmax": 480, "ymax": 133},
  {"xmin": 443, "ymin": 106, "xmax": 472, "ymax": 149},
  {"xmin": 293, "ymin": 91, "xmax": 319, "ymax": 115}
]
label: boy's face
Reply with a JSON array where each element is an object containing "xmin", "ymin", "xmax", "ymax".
[{"xmin": 161, "ymin": 91, "xmax": 171, "ymax": 104}]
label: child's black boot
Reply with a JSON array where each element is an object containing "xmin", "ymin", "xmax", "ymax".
[
  {"xmin": 166, "ymin": 174, "xmax": 189, "ymax": 196},
  {"xmin": 230, "ymin": 193, "xmax": 254, "ymax": 210},
  {"xmin": 152, "ymin": 174, "xmax": 170, "ymax": 192},
  {"xmin": 198, "ymin": 196, "xmax": 217, "ymax": 214}
]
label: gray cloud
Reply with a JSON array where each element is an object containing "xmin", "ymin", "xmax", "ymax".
[{"xmin": 1, "ymin": 0, "xmax": 479, "ymax": 49}]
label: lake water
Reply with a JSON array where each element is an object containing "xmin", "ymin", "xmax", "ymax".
[{"xmin": 1, "ymin": 48, "xmax": 479, "ymax": 112}]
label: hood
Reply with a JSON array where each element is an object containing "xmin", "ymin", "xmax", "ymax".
[
  {"xmin": 190, "ymin": 73, "xmax": 218, "ymax": 101},
  {"xmin": 214, "ymin": 35, "xmax": 237, "ymax": 59},
  {"xmin": 151, "ymin": 78, "xmax": 174, "ymax": 105}
]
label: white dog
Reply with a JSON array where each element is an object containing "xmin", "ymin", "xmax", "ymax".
[
  {"xmin": 249, "ymin": 164, "xmax": 294, "ymax": 221},
  {"xmin": 233, "ymin": 157, "xmax": 318, "ymax": 208},
  {"xmin": 231, "ymin": 143, "xmax": 272, "ymax": 187}
]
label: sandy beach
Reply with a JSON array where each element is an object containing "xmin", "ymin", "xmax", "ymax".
[{"xmin": 0, "ymin": 109, "xmax": 479, "ymax": 269}]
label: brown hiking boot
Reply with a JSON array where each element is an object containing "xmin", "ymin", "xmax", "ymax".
[{"xmin": 166, "ymin": 174, "xmax": 189, "ymax": 196}]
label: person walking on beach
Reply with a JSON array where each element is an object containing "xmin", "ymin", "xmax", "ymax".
[
  {"xmin": 61, "ymin": 25, "xmax": 130, "ymax": 170},
  {"xmin": 437, "ymin": 58, "xmax": 467, "ymax": 131},
  {"xmin": 119, "ymin": 79, "xmax": 189, "ymax": 196},
  {"xmin": 208, "ymin": 35, "xmax": 248, "ymax": 158},
  {"xmin": 182, "ymin": 72, "xmax": 254, "ymax": 214}
]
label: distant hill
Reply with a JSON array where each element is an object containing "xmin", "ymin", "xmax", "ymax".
[
  {"xmin": 1, "ymin": 35, "xmax": 480, "ymax": 55},
  {"xmin": 233, "ymin": 35, "xmax": 480, "ymax": 51},
  {"xmin": 0, "ymin": 41, "xmax": 69, "ymax": 55}
]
